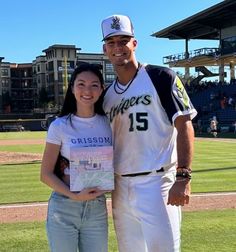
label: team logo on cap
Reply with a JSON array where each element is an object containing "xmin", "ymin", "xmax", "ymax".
[{"xmin": 111, "ymin": 16, "xmax": 121, "ymax": 30}]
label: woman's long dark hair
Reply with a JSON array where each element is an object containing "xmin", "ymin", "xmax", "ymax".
[{"xmin": 59, "ymin": 63, "xmax": 105, "ymax": 117}]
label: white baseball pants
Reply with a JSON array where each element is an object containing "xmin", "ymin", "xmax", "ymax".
[{"xmin": 112, "ymin": 170, "xmax": 181, "ymax": 252}]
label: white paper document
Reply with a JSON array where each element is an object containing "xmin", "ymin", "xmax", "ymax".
[{"xmin": 70, "ymin": 146, "xmax": 114, "ymax": 191}]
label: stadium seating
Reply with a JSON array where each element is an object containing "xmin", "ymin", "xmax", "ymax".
[{"xmin": 189, "ymin": 83, "xmax": 236, "ymax": 133}]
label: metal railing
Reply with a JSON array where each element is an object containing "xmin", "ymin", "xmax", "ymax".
[{"xmin": 163, "ymin": 48, "xmax": 219, "ymax": 64}]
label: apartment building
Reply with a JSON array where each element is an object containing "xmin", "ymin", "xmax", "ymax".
[
  {"xmin": 39, "ymin": 44, "xmax": 115, "ymax": 107},
  {"xmin": 32, "ymin": 55, "xmax": 47, "ymax": 92},
  {"xmin": 0, "ymin": 58, "xmax": 11, "ymax": 113},
  {"xmin": 42, "ymin": 44, "xmax": 78, "ymax": 106},
  {"xmin": 77, "ymin": 52, "xmax": 116, "ymax": 84},
  {"xmin": 0, "ymin": 44, "xmax": 116, "ymax": 114},
  {"xmin": 10, "ymin": 63, "xmax": 36, "ymax": 113}
]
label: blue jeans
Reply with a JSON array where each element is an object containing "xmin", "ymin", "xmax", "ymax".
[{"xmin": 46, "ymin": 192, "xmax": 108, "ymax": 252}]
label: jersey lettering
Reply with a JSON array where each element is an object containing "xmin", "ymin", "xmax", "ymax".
[
  {"xmin": 129, "ymin": 112, "xmax": 148, "ymax": 132},
  {"xmin": 106, "ymin": 94, "xmax": 151, "ymax": 123}
]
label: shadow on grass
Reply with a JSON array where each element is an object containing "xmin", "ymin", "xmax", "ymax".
[
  {"xmin": 1, "ymin": 163, "xmax": 235, "ymax": 172},
  {"xmin": 193, "ymin": 166, "xmax": 236, "ymax": 173},
  {"xmin": 0, "ymin": 160, "xmax": 41, "ymax": 166}
]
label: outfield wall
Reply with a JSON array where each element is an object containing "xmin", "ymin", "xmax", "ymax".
[{"xmin": 0, "ymin": 119, "xmax": 47, "ymax": 131}]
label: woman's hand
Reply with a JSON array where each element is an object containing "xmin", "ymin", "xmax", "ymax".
[{"xmin": 70, "ymin": 187, "xmax": 106, "ymax": 201}]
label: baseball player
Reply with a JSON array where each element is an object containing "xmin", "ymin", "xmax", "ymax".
[
  {"xmin": 210, "ymin": 116, "xmax": 218, "ymax": 137},
  {"xmin": 100, "ymin": 14, "xmax": 197, "ymax": 252}
]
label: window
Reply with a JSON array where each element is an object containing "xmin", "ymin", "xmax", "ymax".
[
  {"xmin": 48, "ymin": 61, "xmax": 54, "ymax": 71},
  {"xmin": 58, "ymin": 85, "xmax": 64, "ymax": 95},
  {"xmin": 58, "ymin": 61, "xmax": 62, "ymax": 67},
  {"xmin": 2, "ymin": 79, "xmax": 9, "ymax": 87},
  {"xmin": 106, "ymin": 74, "xmax": 116, "ymax": 82},
  {"xmin": 58, "ymin": 73, "xmax": 63, "ymax": 82},
  {"xmin": 221, "ymin": 36, "xmax": 236, "ymax": 55},
  {"xmin": 1, "ymin": 69, "xmax": 9, "ymax": 77},
  {"xmin": 105, "ymin": 63, "xmax": 114, "ymax": 72},
  {"xmin": 48, "ymin": 73, "xmax": 54, "ymax": 82},
  {"xmin": 92, "ymin": 61, "xmax": 102, "ymax": 65}
]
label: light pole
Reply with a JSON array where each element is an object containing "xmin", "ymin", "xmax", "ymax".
[
  {"xmin": 0, "ymin": 57, "xmax": 5, "ymax": 112},
  {"xmin": 64, "ymin": 55, "xmax": 68, "ymax": 96}
]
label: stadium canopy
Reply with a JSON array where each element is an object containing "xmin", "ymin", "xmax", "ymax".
[
  {"xmin": 151, "ymin": 0, "xmax": 236, "ymax": 67},
  {"xmin": 152, "ymin": 0, "xmax": 236, "ymax": 40}
]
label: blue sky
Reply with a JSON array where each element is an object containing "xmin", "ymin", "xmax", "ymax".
[{"xmin": 1, "ymin": 0, "xmax": 222, "ymax": 73}]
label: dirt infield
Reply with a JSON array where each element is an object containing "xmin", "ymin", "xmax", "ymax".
[
  {"xmin": 0, "ymin": 137, "xmax": 235, "ymax": 223},
  {"xmin": 0, "ymin": 138, "xmax": 44, "ymax": 164},
  {"xmin": 0, "ymin": 151, "xmax": 42, "ymax": 164},
  {"xmin": 0, "ymin": 139, "xmax": 45, "ymax": 146}
]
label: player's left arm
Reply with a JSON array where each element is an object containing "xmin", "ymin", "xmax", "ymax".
[
  {"xmin": 175, "ymin": 114, "xmax": 194, "ymax": 171},
  {"xmin": 167, "ymin": 114, "xmax": 195, "ymax": 206}
]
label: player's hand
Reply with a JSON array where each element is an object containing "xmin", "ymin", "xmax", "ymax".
[
  {"xmin": 167, "ymin": 179, "xmax": 191, "ymax": 206},
  {"xmin": 70, "ymin": 187, "xmax": 105, "ymax": 201}
]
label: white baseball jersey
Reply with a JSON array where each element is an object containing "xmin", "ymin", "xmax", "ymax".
[{"xmin": 103, "ymin": 64, "xmax": 197, "ymax": 175}]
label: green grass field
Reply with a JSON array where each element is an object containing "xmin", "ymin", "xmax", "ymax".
[
  {"xmin": 0, "ymin": 164, "xmax": 51, "ymax": 203},
  {"xmin": 0, "ymin": 144, "xmax": 44, "ymax": 153},
  {"xmin": 0, "ymin": 132, "xmax": 236, "ymax": 251},
  {"xmin": 0, "ymin": 211, "xmax": 235, "ymax": 252},
  {"xmin": 0, "ymin": 131, "xmax": 46, "ymax": 140},
  {"xmin": 192, "ymin": 140, "xmax": 236, "ymax": 192},
  {"xmin": 0, "ymin": 133, "xmax": 235, "ymax": 204}
]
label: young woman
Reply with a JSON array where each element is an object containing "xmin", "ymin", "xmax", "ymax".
[{"xmin": 41, "ymin": 63, "xmax": 112, "ymax": 252}]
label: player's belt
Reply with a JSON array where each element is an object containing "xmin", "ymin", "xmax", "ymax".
[{"xmin": 121, "ymin": 167, "xmax": 164, "ymax": 177}]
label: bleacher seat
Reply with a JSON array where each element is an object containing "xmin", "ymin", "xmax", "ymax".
[{"xmin": 189, "ymin": 83, "xmax": 236, "ymax": 132}]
